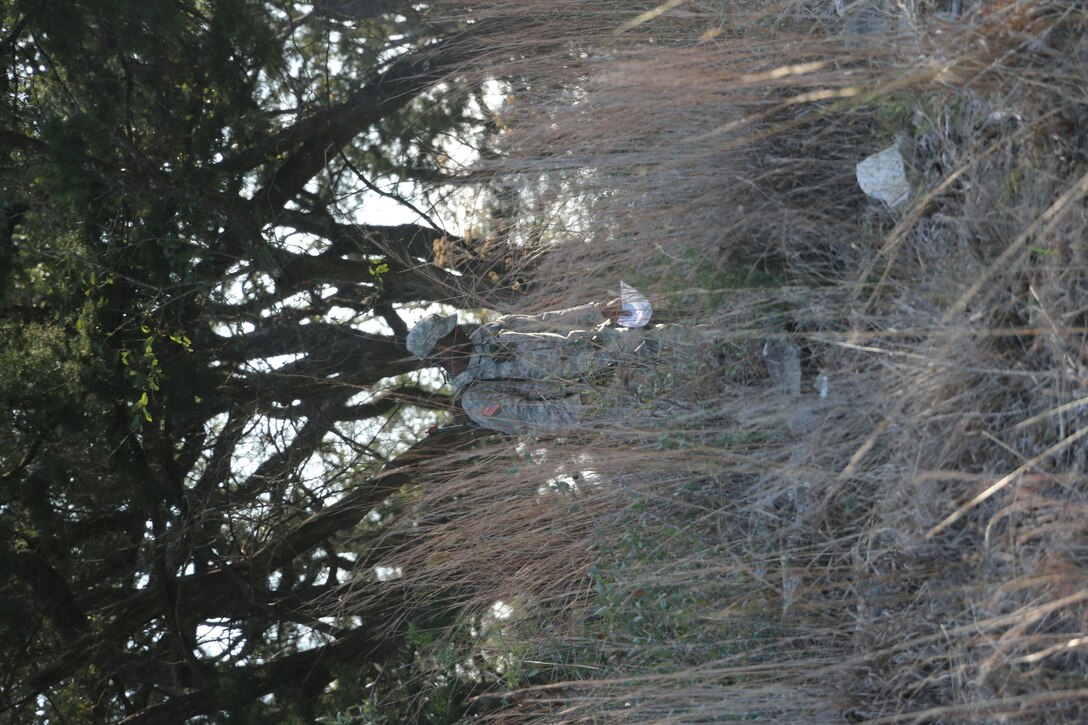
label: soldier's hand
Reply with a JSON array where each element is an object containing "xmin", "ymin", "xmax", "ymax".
[{"xmin": 604, "ymin": 298, "xmax": 623, "ymax": 324}]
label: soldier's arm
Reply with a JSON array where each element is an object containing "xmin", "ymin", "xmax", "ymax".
[
  {"xmin": 497, "ymin": 303, "xmax": 611, "ymax": 332},
  {"xmin": 460, "ymin": 384, "xmax": 584, "ymax": 435}
]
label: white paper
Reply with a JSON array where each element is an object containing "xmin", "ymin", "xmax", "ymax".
[{"xmin": 618, "ymin": 281, "xmax": 653, "ymax": 327}]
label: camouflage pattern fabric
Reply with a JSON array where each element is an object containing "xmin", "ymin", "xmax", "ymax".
[
  {"xmin": 451, "ymin": 304, "xmax": 715, "ymax": 435},
  {"xmin": 459, "ymin": 381, "xmax": 585, "ymax": 435},
  {"xmin": 406, "ymin": 313, "xmax": 458, "ymax": 359}
]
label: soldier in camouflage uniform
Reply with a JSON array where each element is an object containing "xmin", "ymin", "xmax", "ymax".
[
  {"xmin": 407, "ymin": 302, "xmax": 673, "ymax": 435},
  {"xmin": 407, "ymin": 286, "xmax": 809, "ymax": 436}
]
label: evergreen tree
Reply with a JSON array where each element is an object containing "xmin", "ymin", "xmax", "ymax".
[{"xmin": 0, "ymin": 1, "xmax": 511, "ymax": 720}]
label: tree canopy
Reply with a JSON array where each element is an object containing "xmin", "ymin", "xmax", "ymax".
[{"xmin": 0, "ymin": 1, "xmax": 518, "ymax": 720}]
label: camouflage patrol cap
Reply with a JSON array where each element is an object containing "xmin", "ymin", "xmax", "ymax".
[{"xmin": 406, "ymin": 313, "xmax": 459, "ymax": 359}]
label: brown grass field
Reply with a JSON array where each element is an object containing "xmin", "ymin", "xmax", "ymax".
[{"xmin": 341, "ymin": 1, "xmax": 1088, "ymax": 721}]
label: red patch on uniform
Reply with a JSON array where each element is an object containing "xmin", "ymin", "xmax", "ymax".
[{"xmin": 481, "ymin": 402, "xmax": 501, "ymax": 417}]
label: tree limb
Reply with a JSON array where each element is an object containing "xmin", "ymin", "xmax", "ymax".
[
  {"xmin": 254, "ymin": 425, "xmax": 490, "ymax": 572},
  {"xmin": 7, "ymin": 551, "xmax": 90, "ymax": 645},
  {"xmin": 245, "ymin": 22, "xmax": 497, "ymax": 219},
  {"xmin": 282, "ymin": 211, "xmax": 450, "ymax": 261}
]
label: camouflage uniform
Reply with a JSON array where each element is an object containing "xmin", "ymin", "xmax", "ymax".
[{"xmin": 449, "ymin": 304, "xmax": 678, "ymax": 435}]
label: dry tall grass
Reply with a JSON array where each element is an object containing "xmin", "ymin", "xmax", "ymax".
[{"xmin": 344, "ymin": 1, "xmax": 1088, "ymax": 721}]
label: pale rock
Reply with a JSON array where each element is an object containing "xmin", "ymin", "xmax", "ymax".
[{"xmin": 856, "ymin": 144, "xmax": 911, "ymax": 208}]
